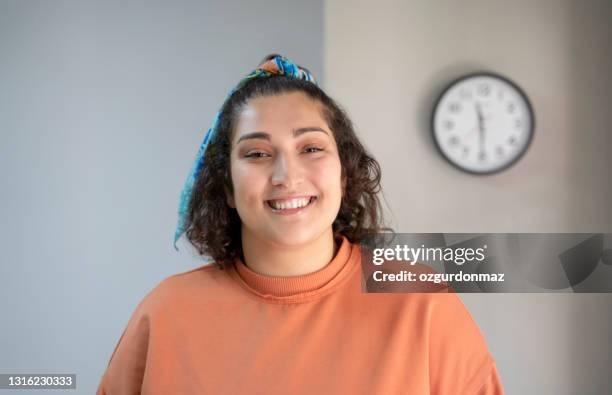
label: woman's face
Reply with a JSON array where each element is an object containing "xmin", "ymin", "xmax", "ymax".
[{"xmin": 227, "ymin": 91, "xmax": 343, "ymax": 248}]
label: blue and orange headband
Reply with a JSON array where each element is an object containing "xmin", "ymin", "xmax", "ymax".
[{"xmin": 173, "ymin": 54, "xmax": 318, "ymax": 250}]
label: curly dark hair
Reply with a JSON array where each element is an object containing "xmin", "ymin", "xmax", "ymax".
[{"xmin": 185, "ymin": 59, "xmax": 392, "ymax": 269}]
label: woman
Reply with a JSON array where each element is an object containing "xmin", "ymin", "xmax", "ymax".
[{"xmin": 97, "ymin": 54, "xmax": 504, "ymax": 394}]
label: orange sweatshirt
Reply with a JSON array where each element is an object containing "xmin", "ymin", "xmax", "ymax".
[{"xmin": 97, "ymin": 236, "xmax": 504, "ymax": 394}]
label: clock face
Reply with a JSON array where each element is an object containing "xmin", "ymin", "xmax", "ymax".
[{"xmin": 432, "ymin": 72, "xmax": 535, "ymax": 174}]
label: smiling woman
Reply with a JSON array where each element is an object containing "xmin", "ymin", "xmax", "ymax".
[
  {"xmin": 96, "ymin": 54, "xmax": 505, "ymax": 394},
  {"xmin": 227, "ymin": 92, "xmax": 344, "ymax": 276},
  {"xmin": 179, "ymin": 57, "xmax": 387, "ymax": 277}
]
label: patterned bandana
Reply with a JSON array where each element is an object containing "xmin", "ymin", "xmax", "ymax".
[{"xmin": 173, "ymin": 54, "xmax": 318, "ymax": 250}]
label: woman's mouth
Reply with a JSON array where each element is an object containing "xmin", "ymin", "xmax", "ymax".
[{"xmin": 265, "ymin": 196, "xmax": 317, "ymax": 215}]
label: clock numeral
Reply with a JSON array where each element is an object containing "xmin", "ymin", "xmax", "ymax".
[
  {"xmin": 444, "ymin": 119, "xmax": 454, "ymax": 130},
  {"xmin": 515, "ymin": 118, "xmax": 523, "ymax": 129},
  {"xmin": 448, "ymin": 136, "xmax": 459, "ymax": 146},
  {"xmin": 478, "ymin": 151, "xmax": 487, "ymax": 162},
  {"xmin": 495, "ymin": 146, "xmax": 504, "ymax": 156},
  {"xmin": 508, "ymin": 136, "xmax": 517, "ymax": 146},
  {"xmin": 462, "ymin": 146, "xmax": 470, "ymax": 156},
  {"xmin": 507, "ymin": 103, "xmax": 516, "ymax": 114},
  {"xmin": 449, "ymin": 102, "xmax": 462, "ymax": 113},
  {"xmin": 477, "ymin": 83, "xmax": 490, "ymax": 96}
]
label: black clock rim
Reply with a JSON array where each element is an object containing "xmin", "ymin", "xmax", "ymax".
[{"xmin": 430, "ymin": 70, "xmax": 536, "ymax": 176}]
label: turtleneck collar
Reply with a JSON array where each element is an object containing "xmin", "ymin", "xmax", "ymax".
[{"xmin": 228, "ymin": 235, "xmax": 359, "ymax": 303}]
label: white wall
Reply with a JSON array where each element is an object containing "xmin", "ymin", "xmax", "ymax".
[{"xmin": 325, "ymin": 0, "xmax": 612, "ymax": 393}]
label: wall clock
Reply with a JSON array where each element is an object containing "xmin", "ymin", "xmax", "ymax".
[{"xmin": 431, "ymin": 72, "xmax": 535, "ymax": 174}]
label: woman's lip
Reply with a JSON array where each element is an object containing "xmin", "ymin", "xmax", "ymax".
[
  {"xmin": 265, "ymin": 196, "xmax": 317, "ymax": 215},
  {"xmin": 266, "ymin": 195, "xmax": 316, "ymax": 202}
]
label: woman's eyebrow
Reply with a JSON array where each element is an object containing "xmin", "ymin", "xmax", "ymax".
[
  {"xmin": 294, "ymin": 126, "xmax": 329, "ymax": 137},
  {"xmin": 236, "ymin": 127, "xmax": 329, "ymax": 144},
  {"xmin": 236, "ymin": 131, "xmax": 270, "ymax": 144}
]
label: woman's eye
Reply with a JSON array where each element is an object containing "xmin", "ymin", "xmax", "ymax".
[
  {"xmin": 245, "ymin": 151, "xmax": 269, "ymax": 158},
  {"xmin": 304, "ymin": 146, "xmax": 323, "ymax": 153}
]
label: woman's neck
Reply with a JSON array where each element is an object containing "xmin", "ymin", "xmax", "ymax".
[{"xmin": 240, "ymin": 228, "xmax": 338, "ymax": 277}]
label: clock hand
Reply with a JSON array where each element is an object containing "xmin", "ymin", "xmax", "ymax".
[
  {"xmin": 476, "ymin": 102, "xmax": 484, "ymax": 125},
  {"xmin": 476, "ymin": 102, "xmax": 486, "ymax": 157}
]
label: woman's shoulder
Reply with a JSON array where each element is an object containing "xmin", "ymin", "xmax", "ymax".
[
  {"xmin": 419, "ymin": 292, "xmax": 497, "ymax": 393},
  {"xmin": 134, "ymin": 263, "xmax": 234, "ymax": 315},
  {"xmin": 163, "ymin": 262, "xmax": 230, "ymax": 288}
]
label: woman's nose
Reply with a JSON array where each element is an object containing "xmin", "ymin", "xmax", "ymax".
[{"xmin": 271, "ymin": 153, "xmax": 303, "ymax": 188}]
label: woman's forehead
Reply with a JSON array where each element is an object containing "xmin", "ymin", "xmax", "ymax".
[{"xmin": 234, "ymin": 93, "xmax": 329, "ymax": 140}]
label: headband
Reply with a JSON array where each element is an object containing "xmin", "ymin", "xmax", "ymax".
[{"xmin": 173, "ymin": 54, "xmax": 318, "ymax": 250}]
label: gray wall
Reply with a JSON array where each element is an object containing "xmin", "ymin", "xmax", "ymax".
[
  {"xmin": 325, "ymin": 0, "xmax": 612, "ymax": 393},
  {"xmin": 0, "ymin": 0, "xmax": 323, "ymax": 393}
]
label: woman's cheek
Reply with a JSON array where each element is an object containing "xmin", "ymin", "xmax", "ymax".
[
  {"xmin": 315, "ymin": 156, "xmax": 342, "ymax": 187},
  {"xmin": 230, "ymin": 164, "xmax": 251, "ymax": 203}
]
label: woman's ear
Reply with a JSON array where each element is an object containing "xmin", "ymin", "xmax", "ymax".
[
  {"xmin": 224, "ymin": 186, "xmax": 236, "ymax": 208},
  {"xmin": 223, "ymin": 186, "xmax": 236, "ymax": 208}
]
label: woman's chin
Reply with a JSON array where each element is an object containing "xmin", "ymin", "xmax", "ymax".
[{"xmin": 262, "ymin": 227, "xmax": 331, "ymax": 248}]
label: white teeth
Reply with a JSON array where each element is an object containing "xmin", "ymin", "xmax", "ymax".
[{"xmin": 268, "ymin": 197, "xmax": 312, "ymax": 210}]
